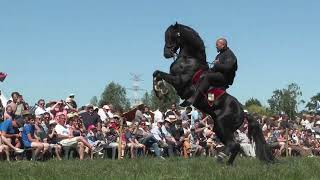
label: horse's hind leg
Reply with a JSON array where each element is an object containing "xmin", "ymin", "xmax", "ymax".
[{"xmin": 226, "ymin": 140, "xmax": 241, "ymax": 165}]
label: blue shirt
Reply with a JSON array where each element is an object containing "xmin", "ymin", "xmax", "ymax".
[
  {"xmin": 0, "ymin": 119, "xmax": 15, "ymax": 134},
  {"xmin": 191, "ymin": 110, "xmax": 200, "ymax": 127},
  {"xmin": 22, "ymin": 124, "xmax": 34, "ymax": 148}
]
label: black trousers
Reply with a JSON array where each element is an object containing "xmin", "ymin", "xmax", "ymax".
[{"xmin": 197, "ymin": 71, "xmax": 228, "ymax": 94}]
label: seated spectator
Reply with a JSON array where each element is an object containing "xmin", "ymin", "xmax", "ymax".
[
  {"xmin": 54, "ymin": 113, "xmax": 93, "ymax": 160},
  {"xmin": 0, "ymin": 132, "xmax": 10, "ymax": 161},
  {"xmin": 161, "ymin": 116, "xmax": 178, "ymax": 157},
  {"xmin": 143, "ymin": 106, "xmax": 153, "ymax": 123},
  {"xmin": 22, "ymin": 114, "xmax": 49, "ymax": 160},
  {"xmin": 104, "ymin": 124, "xmax": 120, "ymax": 159},
  {"xmin": 50, "ymin": 100, "xmax": 68, "ymax": 119},
  {"xmin": 0, "ymin": 117, "xmax": 24, "ymax": 153},
  {"xmin": 46, "ymin": 120, "xmax": 62, "ymax": 160},
  {"xmin": 35, "ymin": 99, "xmax": 49, "ymax": 117},
  {"xmin": 125, "ymin": 125, "xmax": 145, "ymax": 158},
  {"xmin": 236, "ymin": 129, "xmax": 256, "ymax": 157}
]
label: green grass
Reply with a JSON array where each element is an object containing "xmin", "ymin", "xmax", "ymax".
[{"xmin": 0, "ymin": 157, "xmax": 320, "ymax": 180}]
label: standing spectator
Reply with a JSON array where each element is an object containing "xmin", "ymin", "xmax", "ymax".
[
  {"xmin": 80, "ymin": 105, "xmax": 102, "ymax": 130},
  {"xmin": 67, "ymin": 94, "xmax": 77, "ymax": 109},
  {"xmin": 134, "ymin": 104, "xmax": 146, "ymax": 123},
  {"xmin": 50, "ymin": 100, "xmax": 67, "ymax": 119},
  {"xmin": 7, "ymin": 92, "xmax": 19, "ymax": 114},
  {"xmin": 143, "ymin": 106, "xmax": 152, "ymax": 123},
  {"xmin": 191, "ymin": 109, "xmax": 200, "ymax": 128},
  {"xmin": 153, "ymin": 109, "xmax": 163, "ymax": 126},
  {"xmin": 180, "ymin": 106, "xmax": 192, "ymax": 122},
  {"xmin": 98, "ymin": 105, "xmax": 112, "ymax": 122}
]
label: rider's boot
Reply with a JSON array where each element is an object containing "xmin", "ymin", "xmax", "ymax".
[{"xmin": 180, "ymin": 90, "xmax": 200, "ymax": 107}]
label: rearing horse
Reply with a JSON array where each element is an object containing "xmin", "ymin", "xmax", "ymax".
[{"xmin": 153, "ymin": 23, "xmax": 274, "ymax": 165}]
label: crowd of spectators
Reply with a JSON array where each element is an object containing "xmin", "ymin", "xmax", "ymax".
[{"xmin": 0, "ymin": 91, "xmax": 320, "ymax": 161}]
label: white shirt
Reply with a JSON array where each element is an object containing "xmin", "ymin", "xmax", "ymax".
[
  {"xmin": 98, "ymin": 108, "xmax": 108, "ymax": 122},
  {"xmin": 161, "ymin": 125, "xmax": 172, "ymax": 138},
  {"xmin": 153, "ymin": 110, "xmax": 163, "ymax": 124},
  {"xmin": 151, "ymin": 126, "xmax": 163, "ymax": 141},
  {"xmin": 35, "ymin": 106, "xmax": 49, "ymax": 116},
  {"xmin": 55, "ymin": 124, "xmax": 69, "ymax": 136}
]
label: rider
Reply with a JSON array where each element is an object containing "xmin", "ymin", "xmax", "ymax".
[{"xmin": 180, "ymin": 38, "xmax": 238, "ymax": 107}]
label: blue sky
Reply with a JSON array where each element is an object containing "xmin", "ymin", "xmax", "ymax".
[{"xmin": 0, "ymin": 0, "xmax": 319, "ymax": 108}]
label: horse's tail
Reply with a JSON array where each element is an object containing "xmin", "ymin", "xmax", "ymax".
[{"xmin": 247, "ymin": 114, "xmax": 275, "ymax": 163}]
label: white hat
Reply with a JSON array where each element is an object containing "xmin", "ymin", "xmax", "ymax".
[
  {"xmin": 49, "ymin": 120, "xmax": 57, "ymax": 125},
  {"xmin": 103, "ymin": 105, "xmax": 110, "ymax": 110},
  {"xmin": 157, "ymin": 119, "xmax": 164, "ymax": 123},
  {"xmin": 244, "ymin": 110, "xmax": 248, "ymax": 113},
  {"xmin": 126, "ymin": 121, "xmax": 133, "ymax": 126},
  {"xmin": 316, "ymin": 121, "xmax": 320, "ymax": 125}
]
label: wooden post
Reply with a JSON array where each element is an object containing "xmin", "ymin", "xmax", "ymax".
[
  {"xmin": 285, "ymin": 128, "xmax": 289, "ymax": 157},
  {"xmin": 118, "ymin": 117, "xmax": 124, "ymax": 160}
]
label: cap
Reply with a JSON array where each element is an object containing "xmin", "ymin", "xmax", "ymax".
[
  {"xmin": 49, "ymin": 120, "xmax": 57, "ymax": 125},
  {"xmin": 103, "ymin": 105, "xmax": 110, "ymax": 110},
  {"xmin": 88, "ymin": 124, "xmax": 96, "ymax": 131}
]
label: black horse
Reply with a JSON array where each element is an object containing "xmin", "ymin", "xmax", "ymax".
[{"xmin": 153, "ymin": 23, "xmax": 274, "ymax": 165}]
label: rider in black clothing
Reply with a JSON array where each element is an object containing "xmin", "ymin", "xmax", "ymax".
[{"xmin": 181, "ymin": 38, "xmax": 238, "ymax": 107}]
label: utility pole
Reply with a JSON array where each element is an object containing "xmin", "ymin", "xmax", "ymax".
[{"xmin": 126, "ymin": 73, "xmax": 146, "ymax": 107}]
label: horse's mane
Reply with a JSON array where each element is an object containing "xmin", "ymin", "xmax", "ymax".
[{"xmin": 177, "ymin": 24, "xmax": 207, "ymax": 63}]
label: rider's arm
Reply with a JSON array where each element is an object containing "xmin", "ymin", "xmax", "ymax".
[{"xmin": 214, "ymin": 57, "xmax": 236, "ymax": 73}]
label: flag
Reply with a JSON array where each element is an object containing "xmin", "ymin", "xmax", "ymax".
[
  {"xmin": 316, "ymin": 101, "xmax": 320, "ymax": 112},
  {"xmin": 0, "ymin": 72, "xmax": 7, "ymax": 82}
]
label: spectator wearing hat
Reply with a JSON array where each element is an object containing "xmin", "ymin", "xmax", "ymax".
[
  {"xmin": 98, "ymin": 105, "xmax": 112, "ymax": 122},
  {"xmin": 80, "ymin": 105, "xmax": 102, "ymax": 131},
  {"xmin": 162, "ymin": 115, "xmax": 178, "ymax": 157},
  {"xmin": 0, "ymin": 117, "xmax": 25, "ymax": 153},
  {"xmin": 50, "ymin": 100, "xmax": 68, "ymax": 119}
]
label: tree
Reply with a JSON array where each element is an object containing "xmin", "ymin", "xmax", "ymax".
[
  {"xmin": 141, "ymin": 92, "xmax": 152, "ymax": 108},
  {"xmin": 99, "ymin": 82, "xmax": 131, "ymax": 112},
  {"xmin": 150, "ymin": 84, "xmax": 180, "ymax": 112},
  {"xmin": 90, "ymin": 96, "xmax": 98, "ymax": 106},
  {"xmin": 267, "ymin": 83, "xmax": 303, "ymax": 119},
  {"xmin": 305, "ymin": 93, "xmax": 320, "ymax": 112},
  {"xmin": 245, "ymin": 98, "xmax": 262, "ymax": 108}
]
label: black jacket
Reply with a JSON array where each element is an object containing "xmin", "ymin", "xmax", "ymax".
[{"xmin": 212, "ymin": 47, "xmax": 238, "ymax": 86}]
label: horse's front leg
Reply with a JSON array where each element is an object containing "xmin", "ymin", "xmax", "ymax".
[{"xmin": 153, "ymin": 70, "xmax": 180, "ymax": 87}]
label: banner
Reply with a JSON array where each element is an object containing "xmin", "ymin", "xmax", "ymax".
[{"xmin": 0, "ymin": 72, "xmax": 7, "ymax": 82}]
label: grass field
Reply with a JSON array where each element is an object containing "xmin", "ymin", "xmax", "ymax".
[{"xmin": 1, "ymin": 157, "xmax": 320, "ymax": 180}]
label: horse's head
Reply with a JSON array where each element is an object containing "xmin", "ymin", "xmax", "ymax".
[{"xmin": 164, "ymin": 22, "xmax": 181, "ymax": 59}]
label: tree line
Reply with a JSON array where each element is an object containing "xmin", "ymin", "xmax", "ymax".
[{"xmin": 90, "ymin": 82, "xmax": 319, "ymax": 118}]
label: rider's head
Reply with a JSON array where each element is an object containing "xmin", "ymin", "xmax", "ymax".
[{"xmin": 216, "ymin": 38, "xmax": 228, "ymax": 52}]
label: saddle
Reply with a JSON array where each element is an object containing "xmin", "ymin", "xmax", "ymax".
[{"xmin": 192, "ymin": 69, "xmax": 226, "ymax": 106}]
